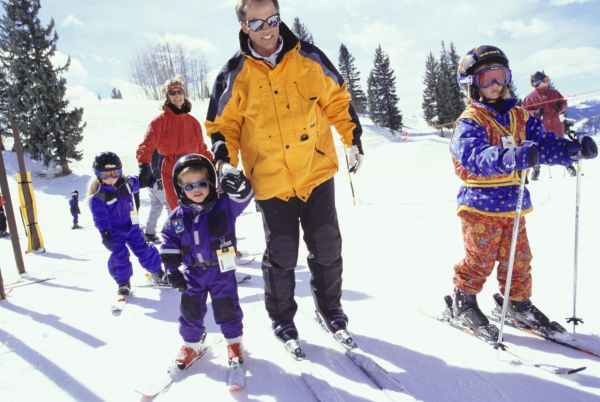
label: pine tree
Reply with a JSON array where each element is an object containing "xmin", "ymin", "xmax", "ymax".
[
  {"xmin": 436, "ymin": 42, "xmax": 455, "ymax": 127},
  {"xmin": 0, "ymin": 65, "xmax": 10, "ymax": 142},
  {"xmin": 291, "ymin": 17, "xmax": 314, "ymax": 44},
  {"xmin": 367, "ymin": 45, "xmax": 402, "ymax": 132},
  {"xmin": 338, "ymin": 43, "xmax": 367, "ymax": 114},
  {"xmin": 422, "ymin": 52, "xmax": 439, "ymax": 126},
  {"xmin": 0, "ymin": 0, "xmax": 85, "ymax": 175},
  {"xmin": 447, "ymin": 42, "xmax": 465, "ymax": 120},
  {"xmin": 111, "ymin": 87, "xmax": 123, "ymax": 99}
]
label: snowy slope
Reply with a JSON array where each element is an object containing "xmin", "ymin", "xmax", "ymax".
[{"xmin": 1, "ymin": 99, "xmax": 600, "ymax": 402}]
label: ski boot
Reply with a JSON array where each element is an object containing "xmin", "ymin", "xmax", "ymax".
[
  {"xmin": 316, "ymin": 307, "xmax": 357, "ymax": 349},
  {"xmin": 530, "ymin": 165, "xmax": 540, "ymax": 181},
  {"xmin": 0, "ymin": 230, "xmax": 9, "ymax": 238},
  {"xmin": 149, "ymin": 270, "xmax": 169, "ymax": 286},
  {"xmin": 498, "ymin": 294, "xmax": 568, "ymax": 339},
  {"xmin": 272, "ymin": 320, "xmax": 305, "ymax": 360},
  {"xmin": 174, "ymin": 333, "xmax": 207, "ymax": 370},
  {"xmin": 117, "ymin": 281, "xmax": 131, "ymax": 296},
  {"xmin": 450, "ymin": 288, "xmax": 499, "ymax": 342},
  {"xmin": 145, "ymin": 233, "xmax": 161, "ymax": 244}
]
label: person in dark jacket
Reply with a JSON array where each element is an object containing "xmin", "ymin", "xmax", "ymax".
[
  {"xmin": 144, "ymin": 150, "xmax": 170, "ymax": 243},
  {"xmin": 0, "ymin": 192, "xmax": 8, "ymax": 238},
  {"xmin": 88, "ymin": 151, "xmax": 166, "ymax": 295},
  {"xmin": 69, "ymin": 189, "xmax": 82, "ymax": 229},
  {"xmin": 160, "ymin": 154, "xmax": 253, "ymax": 370}
]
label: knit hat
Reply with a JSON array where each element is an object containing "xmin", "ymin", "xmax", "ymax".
[{"xmin": 162, "ymin": 75, "xmax": 185, "ymax": 96}]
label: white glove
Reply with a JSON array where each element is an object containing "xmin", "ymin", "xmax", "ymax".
[
  {"xmin": 218, "ymin": 162, "xmax": 241, "ymax": 178},
  {"xmin": 347, "ymin": 145, "xmax": 364, "ymax": 174}
]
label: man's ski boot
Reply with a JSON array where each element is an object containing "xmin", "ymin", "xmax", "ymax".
[
  {"xmin": 0, "ymin": 230, "xmax": 9, "ymax": 238},
  {"xmin": 493, "ymin": 293, "xmax": 568, "ymax": 339},
  {"xmin": 117, "ymin": 281, "xmax": 131, "ymax": 296},
  {"xmin": 149, "ymin": 270, "xmax": 169, "ymax": 286},
  {"xmin": 145, "ymin": 233, "xmax": 161, "ymax": 244},
  {"xmin": 272, "ymin": 320, "xmax": 305, "ymax": 360},
  {"xmin": 316, "ymin": 307, "xmax": 357, "ymax": 349},
  {"xmin": 447, "ymin": 288, "xmax": 500, "ymax": 342},
  {"xmin": 174, "ymin": 333, "xmax": 207, "ymax": 370}
]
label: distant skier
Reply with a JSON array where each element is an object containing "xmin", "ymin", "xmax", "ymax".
[
  {"xmin": 0, "ymin": 192, "xmax": 8, "ymax": 238},
  {"xmin": 449, "ymin": 45, "xmax": 598, "ymax": 339},
  {"xmin": 522, "ymin": 71, "xmax": 573, "ymax": 179},
  {"xmin": 136, "ymin": 76, "xmax": 213, "ymax": 210},
  {"xmin": 144, "ymin": 150, "xmax": 170, "ymax": 244},
  {"xmin": 69, "ymin": 189, "xmax": 82, "ymax": 229},
  {"xmin": 87, "ymin": 151, "xmax": 167, "ymax": 296},
  {"xmin": 160, "ymin": 154, "xmax": 253, "ymax": 372}
]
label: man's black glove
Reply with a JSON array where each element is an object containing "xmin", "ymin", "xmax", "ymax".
[
  {"xmin": 567, "ymin": 136, "xmax": 598, "ymax": 161},
  {"xmin": 138, "ymin": 164, "xmax": 155, "ymax": 188},
  {"xmin": 166, "ymin": 269, "xmax": 187, "ymax": 291},
  {"xmin": 100, "ymin": 230, "xmax": 113, "ymax": 251}
]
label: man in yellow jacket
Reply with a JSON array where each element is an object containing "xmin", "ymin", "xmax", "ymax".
[{"xmin": 205, "ymin": 0, "xmax": 364, "ymax": 352}]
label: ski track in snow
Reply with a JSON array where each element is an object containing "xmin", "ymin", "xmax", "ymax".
[{"xmin": 1, "ymin": 99, "xmax": 600, "ymax": 401}]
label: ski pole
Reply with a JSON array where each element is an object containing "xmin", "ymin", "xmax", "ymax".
[
  {"xmin": 495, "ymin": 170, "xmax": 528, "ymax": 350},
  {"xmin": 343, "ymin": 146, "xmax": 357, "ymax": 207},
  {"xmin": 566, "ymin": 159, "xmax": 584, "ymax": 333}
]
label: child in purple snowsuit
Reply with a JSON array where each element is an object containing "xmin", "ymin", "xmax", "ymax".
[
  {"xmin": 160, "ymin": 154, "xmax": 253, "ymax": 369},
  {"xmin": 88, "ymin": 151, "xmax": 165, "ymax": 295}
]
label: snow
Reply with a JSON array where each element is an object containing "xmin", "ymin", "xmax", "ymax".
[{"xmin": 2, "ymin": 99, "xmax": 600, "ymax": 401}]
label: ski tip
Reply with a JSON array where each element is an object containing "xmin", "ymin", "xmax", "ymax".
[
  {"xmin": 229, "ymin": 384, "xmax": 244, "ymax": 392},
  {"xmin": 566, "ymin": 366, "xmax": 587, "ymax": 375}
]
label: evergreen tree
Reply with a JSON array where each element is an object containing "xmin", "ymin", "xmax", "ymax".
[
  {"xmin": 422, "ymin": 52, "xmax": 439, "ymax": 126},
  {"xmin": 447, "ymin": 42, "xmax": 465, "ymax": 120},
  {"xmin": 367, "ymin": 45, "xmax": 402, "ymax": 132},
  {"xmin": 111, "ymin": 87, "xmax": 123, "ymax": 99},
  {"xmin": 0, "ymin": 0, "xmax": 85, "ymax": 175},
  {"xmin": 436, "ymin": 42, "xmax": 456, "ymax": 127},
  {"xmin": 291, "ymin": 17, "xmax": 314, "ymax": 44},
  {"xmin": 338, "ymin": 43, "xmax": 367, "ymax": 114},
  {"xmin": 0, "ymin": 65, "xmax": 10, "ymax": 142}
]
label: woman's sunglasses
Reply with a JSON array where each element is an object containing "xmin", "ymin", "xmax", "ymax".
[
  {"xmin": 182, "ymin": 179, "xmax": 211, "ymax": 192},
  {"xmin": 246, "ymin": 13, "xmax": 280, "ymax": 32}
]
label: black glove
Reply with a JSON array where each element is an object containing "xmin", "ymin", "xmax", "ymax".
[
  {"xmin": 101, "ymin": 230, "xmax": 113, "ymax": 251},
  {"xmin": 138, "ymin": 164, "xmax": 155, "ymax": 188},
  {"xmin": 166, "ymin": 269, "xmax": 187, "ymax": 291},
  {"xmin": 567, "ymin": 136, "xmax": 598, "ymax": 161},
  {"xmin": 554, "ymin": 102, "xmax": 563, "ymax": 113}
]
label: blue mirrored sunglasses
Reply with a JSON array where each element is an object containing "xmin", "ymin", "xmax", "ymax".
[
  {"xmin": 182, "ymin": 179, "xmax": 211, "ymax": 192},
  {"xmin": 97, "ymin": 168, "xmax": 121, "ymax": 180},
  {"xmin": 246, "ymin": 13, "xmax": 280, "ymax": 32}
]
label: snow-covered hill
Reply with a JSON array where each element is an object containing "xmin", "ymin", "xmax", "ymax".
[{"xmin": 1, "ymin": 98, "xmax": 600, "ymax": 402}]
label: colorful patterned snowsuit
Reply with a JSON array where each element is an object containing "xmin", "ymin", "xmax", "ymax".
[{"xmin": 450, "ymin": 99, "xmax": 573, "ymax": 300}]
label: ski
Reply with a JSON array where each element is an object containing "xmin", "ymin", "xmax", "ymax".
[
  {"xmin": 135, "ymin": 335, "xmax": 222, "ymax": 397},
  {"xmin": 490, "ymin": 293, "xmax": 600, "ymax": 359},
  {"xmin": 309, "ymin": 311, "xmax": 416, "ymax": 401},
  {"xmin": 227, "ymin": 357, "xmax": 245, "ymax": 391},
  {"xmin": 143, "ymin": 272, "xmax": 172, "ymax": 288},
  {"xmin": 423, "ymin": 295, "xmax": 586, "ymax": 376},
  {"xmin": 237, "ymin": 256, "xmax": 256, "ymax": 265},
  {"xmin": 236, "ymin": 273, "xmax": 252, "ymax": 284}
]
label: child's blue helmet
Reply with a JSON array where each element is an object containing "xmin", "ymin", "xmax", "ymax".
[{"xmin": 93, "ymin": 151, "xmax": 122, "ymax": 179}]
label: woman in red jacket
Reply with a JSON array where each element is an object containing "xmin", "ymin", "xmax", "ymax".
[{"xmin": 136, "ymin": 76, "xmax": 213, "ymax": 209}]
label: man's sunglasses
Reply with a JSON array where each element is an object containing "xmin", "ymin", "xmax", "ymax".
[
  {"xmin": 246, "ymin": 13, "xmax": 280, "ymax": 32},
  {"xmin": 98, "ymin": 169, "xmax": 121, "ymax": 180},
  {"xmin": 168, "ymin": 89, "xmax": 184, "ymax": 96},
  {"xmin": 182, "ymin": 179, "xmax": 211, "ymax": 192}
]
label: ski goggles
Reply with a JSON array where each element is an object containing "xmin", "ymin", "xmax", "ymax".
[
  {"xmin": 473, "ymin": 66, "xmax": 512, "ymax": 89},
  {"xmin": 182, "ymin": 179, "xmax": 211, "ymax": 192},
  {"xmin": 97, "ymin": 169, "xmax": 121, "ymax": 180},
  {"xmin": 167, "ymin": 89, "xmax": 184, "ymax": 96},
  {"xmin": 246, "ymin": 13, "xmax": 280, "ymax": 32}
]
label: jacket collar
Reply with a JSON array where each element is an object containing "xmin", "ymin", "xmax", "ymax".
[{"xmin": 238, "ymin": 21, "xmax": 298, "ymax": 64}]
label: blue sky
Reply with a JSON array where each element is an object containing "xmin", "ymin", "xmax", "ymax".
[{"xmin": 38, "ymin": 0, "xmax": 600, "ymax": 118}]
